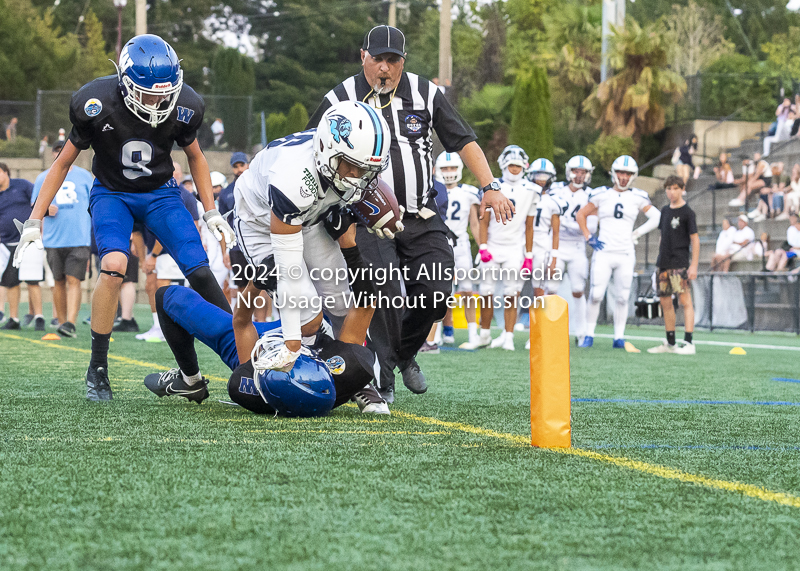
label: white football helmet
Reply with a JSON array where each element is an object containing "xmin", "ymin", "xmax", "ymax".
[
  {"xmin": 610, "ymin": 155, "xmax": 638, "ymax": 190},
  {"xmin": 435, "ymin": 151, "xmax": 464, "ymax": 185},
  {"xmin": 210, "ymin": 171, "xmax": 227, "ymax": 188},
  {"xmin": 314, "ymin": 101, "xmax": 391, "ymax": 203},
  {"xmin": 565, "ymin": 155, "xmax": 594, "ymax": 188},
  {"xmin": 498, "ymin": 145, "xmax": 529, "ymax": 183},
  {"xmin": 526, "ymin": 158, "xmax": 557, "ymax": 190}
]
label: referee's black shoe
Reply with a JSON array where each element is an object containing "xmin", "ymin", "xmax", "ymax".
[
  {"xmin": 398, "ymin": 357, "xmax": 428, "ymax": 394},
  {"xmin": 86, "ymin": 365, "xmax": 113, "ymax": 401},
  {"xmin": 144, "ymin": 369, "xmax": 209, "ymax": 404}
]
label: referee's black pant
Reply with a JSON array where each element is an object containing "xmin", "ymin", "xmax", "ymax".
[{"xmin": 356, "ymin": 209, "xmax": 455, "ymax": 390}]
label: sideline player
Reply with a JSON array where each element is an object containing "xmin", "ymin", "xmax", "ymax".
[
  {"xmin": 467, "ymin": 146, "xmax": 539, "ymax": 351},
  {"xmin": 526, "ymin": 158, "xmax": 564, "ymax": 298},
  {"xmin": 576, "ymin": 155, "xmax": 661, "ymax": 349},
  {"xmin": 14, "ymin": 35, "xmax": 235, "ymax": 401},
  {"xmin": 436, "ymin": 152, "xmax": 481, "ymax": 347},
  {"xmin": 143, "ymin": 224, "xmax": 389, "ymax": 415},
  {"xmin": 233, "ymin": 100, "xmax": 391, "ymax": 373},
  {"xmin": 647, "ymin": 176, "xmax": 699, "ymax": 355},
  {"xmin": 551, "ymin": 155, "xmax": 595, "ymax": 344}
]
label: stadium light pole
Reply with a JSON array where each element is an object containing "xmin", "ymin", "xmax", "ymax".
[
  {"xmin": 438, "ymin": 0, "xmax": 452, "ymax": 91},
  {"xmin": 600, "ymin": 0, "xmax": 626, "ymax": 82},
  {"xmin": 113, "ymin": 0, "xmax": 127, "ymax": 60}
]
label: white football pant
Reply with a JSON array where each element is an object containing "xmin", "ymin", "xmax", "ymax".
[{"xmin": 585, "ymin": 250, "xmax": 635, "ymax": 340}]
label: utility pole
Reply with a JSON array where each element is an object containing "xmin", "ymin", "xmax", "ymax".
[
  {"xmin": 600, "ymin": 0, "xmax": 625, "ymax": 82},
  {"xmin": 388, "ymin": 0, "xmax": 396, "ymax": 28},
  {"xmin": 135, "ymin": 0, "xmax": 146, "ymax": 35},
  {"xmin": 438, "ymin": 0, "xmax": 452, "ymax": 89}
]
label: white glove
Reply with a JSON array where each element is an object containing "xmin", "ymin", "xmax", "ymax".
[
  {"xmin": 367, "ymin": 206, "xmax": 405, "ymax": 239},
  {"xmin": 203, "ymin": 209, "xmax": 237, "ymax": 247},
  {"xmin": 254, "ymin": 344, "xmax": 302, "ymax": 373},
  {"xmin": 12, "ymin": 219, "xmax": 43, "ymax": 268},
  {"xmin": 631, "ymin": 230, "xmax": 640, "ymax": 245}
]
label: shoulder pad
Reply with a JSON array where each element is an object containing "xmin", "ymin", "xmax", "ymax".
[{"xmin": 631, "ymin": 188, "xmax": 650, "ymax": 199}]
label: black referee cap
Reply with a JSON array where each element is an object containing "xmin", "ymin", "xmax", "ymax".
[{"xmin": 362, "ymin": 25, "xmax": 406, "ymax": 58}]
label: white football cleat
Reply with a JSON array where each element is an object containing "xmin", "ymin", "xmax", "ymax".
[
  {"xmin": 136, "ymin": 326, "xmax": 164, "ymax": 341},
  {"xmin": 353, "ymin": 385, "xmax": 391, "ymax": 415},
  {"xmin": 490, "ymin": 331, "xmax": 507, "ymax": 348},
  {"xmin": 647, "ymin": 341, "xmax": 675, "ymax": 354},
  {"xmin": 460, "ymin": 330, "xmax": 491, "ymax": 350},
  {"xmin": 502, "ymin": 334, "xmax": 515, "ymax": 351},
  {"xmin": 673, "ymin": 341, "xmax": 696, "ymax": 355},
  {"xmin": 442, "ymin": 334, "xmax": 455, "ymax": 344}
]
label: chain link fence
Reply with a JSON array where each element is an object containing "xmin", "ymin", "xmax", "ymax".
[{"xmin": 0, "ymin": 91, "xmax": 253, "ymax": 158}]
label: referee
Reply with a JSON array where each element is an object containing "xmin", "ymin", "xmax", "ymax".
[{"xmin": 308, "ymin": 25, "xmax": 512, "ymax": 402}]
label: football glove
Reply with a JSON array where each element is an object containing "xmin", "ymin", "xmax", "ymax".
[
  {"xmin": 479, "ymin": 245, "xmax": 493, "ymax": 263},
  {"xmin": 203, "ymin": 209, "xmax": 237, "ymax": 247},
  {"xmin": 521, "ymin": 253, "xmax": 533, "ymax": 276},
  {"xmin": 366, "ymin": 205, "xmax": 405, "ymax": 239},
  {"xmin": 323, "ymin": 206, "xmax": 357, "ymax": 241},
  {"xmin": 12, "ymin": 219, "xmax": 43, "ymax": 268},
  {"xmin": 587, "ymin": 234, "xmax": 605, "ymax": 251},
  {"xmin": 253, "ymin": 343, "xmax": 302, "ymax": 373}
]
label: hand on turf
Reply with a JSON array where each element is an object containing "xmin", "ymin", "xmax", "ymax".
[
  {"xmin": 12, "ymin": 219, "xmax": 43, "ymax": 268},
  {"xmin": 587, "ymin": 234, "xmax": 605, "ymax": 251},
  {"xmin": 203, "ymin": 209, "xmax": 237, "ymax": 247}
]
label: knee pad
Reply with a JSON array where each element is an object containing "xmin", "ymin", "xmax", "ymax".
[{"xmin": 100, "ymin": 269, "xmax": 125, "ymax": 279}]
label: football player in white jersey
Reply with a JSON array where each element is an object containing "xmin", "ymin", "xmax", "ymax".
[
  {"xmin": 576, "ymin": 155, "xmax": 660, "ymax": 349},
  {"xmin": 526, "ymin": 158, "xmax": 564, "ymax": 299},
  {"xmin": 435, "ymin": 152, "xmax": 482, "ymax": 347},
  {"xmin": 467, "ymin": 145, "xmax": 539, "ymax": 351},
  {"xmin": 551, "ymin": 155, "xmax": 595, "ymax": 344},
  {"xmin": 234, "ymin": 100, "xmax": 392, "ymax": 371}
]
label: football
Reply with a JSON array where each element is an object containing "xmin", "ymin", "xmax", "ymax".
[{"xmin": 350, "ymin": 178, "xmax": 403, "ymax": 234}]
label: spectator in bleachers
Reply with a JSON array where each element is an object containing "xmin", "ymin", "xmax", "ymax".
[
  {"xmin": 766, "ymin": 213, "xmax": 800, "ymax": 271},
  {"xmin": 729, "ymin": 153, "xmax": 770, "ymax": 207},
  {"xmin": 711, "ymin": 218, "xmax": 735, "ymax": 270},
  {"xmin": 763, "ymin": 97, "xmax": 794, "ymax": 156},
  {"xmin": 31, "ymin": 142, "xmax": 93, "ymax": 337},
  {"xmin": 675, "ymin": 134, "xmax": 698, "ymax": 186},
  {"xmin": 749, "ymin": 162, "xmax": 786, "ymax": 222},
  {"xmin": 777, "ymin": 163, "xmax": 800, "ymax": 219},
  {"xmin": 211, "ymin": 118, "xmax": 225, "ymax": 147},
  {"xmin": 712, "ymin": 152, "xmax": 735, "ymax": 189}
]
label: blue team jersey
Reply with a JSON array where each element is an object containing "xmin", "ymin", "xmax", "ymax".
[
  {"xmin": 32, "ymin": 166, "xmax": 94, "ymax": 248},
  {"xmin": 0, "ymin": 179, "xmax": 34, "ymax": 245}
]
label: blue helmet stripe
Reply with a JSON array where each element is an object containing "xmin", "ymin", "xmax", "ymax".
[{"xmin": 359, "ymin": 102, "xmax": 383, "ymax": 157}]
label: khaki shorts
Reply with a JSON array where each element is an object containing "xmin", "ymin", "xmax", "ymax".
[{"xmin": 657, "ymin": 268, "xmax": 689, "ymax": 297}]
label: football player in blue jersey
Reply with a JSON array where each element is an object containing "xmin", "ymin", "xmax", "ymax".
[{"xmin": 13, "ymin": 35, "xmax": 236, "ymax": 402}]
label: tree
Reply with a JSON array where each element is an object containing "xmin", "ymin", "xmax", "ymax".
[
  {"xmin": 285, "ymin": 102, "xmax": 309, "ymax": 135},
  {"xmin": 761, "ymin": 27, "xmax": 800, "ymax": 82},
  {"xmin": 583, "ymin": 18, "xmax": 686, "ymax": 154},
  {"xmin": 509, "ymin": 69, "xmax": 553, "ymax": 161},
  {"xmin": 211, "ymin": 47, "xmax": 255, "ymax": 150},
  {"xmin": 664, "ymin": 1, "xmax": 734, "ymax": 77},
  {"xmin": 459, "ymin": 83, "xmax": 514, "ymax": 164}
]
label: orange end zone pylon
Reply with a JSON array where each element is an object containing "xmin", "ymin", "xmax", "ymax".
[{"xmin": 529, "ymin": 295, "xmax": 571, "ymax": 448}]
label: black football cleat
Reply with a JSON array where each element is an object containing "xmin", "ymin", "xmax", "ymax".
[
  {"xmin": 144, "ymin": 369, "xmax": 209, "ymax": 404},
  {"xmin": 398, "ymin": 357, "xmax": 428, "ymax": 394},
  {"xmin": 113, "ymin": 318, "xmax": 139, "ymax": 332},
  {"xmin": 86, "ymin": 365, "xmax": 113, "ymax": 402}
]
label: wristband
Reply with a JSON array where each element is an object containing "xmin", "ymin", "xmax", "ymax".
[
  {"xmin": 524, "ymin": 251, "xmax": 533, "ymax": 259},
  {"xmin": 479, "ymin": 244, "xmax": 488, "ymax": 251}
]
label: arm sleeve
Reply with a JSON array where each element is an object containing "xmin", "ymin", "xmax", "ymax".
[
  {"xmin": 271, "ymin": 231, "xmax": 306, "ymax": 341},
  {"xmin": 176, "ymin": 95, "xmax": 205, "ymax": 148},
  {"xmin": 432, "ymin": 89, "xmax": 477, "ymax": 152}
]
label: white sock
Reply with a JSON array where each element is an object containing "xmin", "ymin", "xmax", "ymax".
[
  {"xmin": 182, "ymin": 370, "xmax": 202, "ymax": 385},
  {"xmin": 34, "ymin": 313, "xmax": 44, "ymax": 320},
  {"xmin": 432, "ymin": 322, "xmax": 442, "ymax": 345},
  {"xmin": 585, "ymin": 299, "xmax": 601, "ymax": 337},
  {"xmin": 572, "ymin": 295, "xmax": 586, "ymax": 338},
  {"xmin": 480, "ymin": 328, "xmax": 491, "ymax": 339},
  {"xmin": 467, "ymin": 322, "xmax": 478, "ymax": 337},
  {"xmin": 151, "ymin": 313, "xmax": 161, "ymax": 330},
  {"xmin": 613, "ymin": 300, "xmax": 628, "ymax": 340}
]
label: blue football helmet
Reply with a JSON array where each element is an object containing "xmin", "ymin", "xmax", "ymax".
[
  {"xmin": 117, "ymin": 34, "xmax": 183, "ymax": 128},
  {"xmin": 252, "ymin": 332, "xmax": 336, "ymax": 417}
]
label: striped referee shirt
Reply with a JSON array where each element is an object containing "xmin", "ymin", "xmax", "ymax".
[{"xmin": 307, "ymin": 71, "xmax": 477, "ymax": 214}]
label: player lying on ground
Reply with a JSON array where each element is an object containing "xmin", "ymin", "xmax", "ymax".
[
  {"xmin": 14, "ymin": 34, "xmax": 235, "ymax": 402},
  {"xmin": 143, "ymin": 224, "xmax": 389, "ymax": 415}
]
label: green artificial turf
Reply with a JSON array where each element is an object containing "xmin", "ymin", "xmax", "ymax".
[{"xmin": 2, "ymin": 304, "xmax": 800, "ymax": 570}]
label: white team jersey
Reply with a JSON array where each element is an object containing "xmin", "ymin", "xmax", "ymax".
[
  {"xmin": 589, "ymin": 186, "xmax": 652, "ymax": 254},
  {"xmin": 234, "ymin": 131, "xmax": 343, "ymax": 229},
  {"xmin": 532, "ymin": 192, "xmax": 566, "ymax": 250},
  {"xmin": 487, "ymin": 178, "xmax": 541, "ymax": 248},
  {"xmin": 444, "ymin": 184, "xmax": 480, "ymax": 240},
  {"xmin": 553, "ymin": 184, "xmax": 591, "ymax": 242}
]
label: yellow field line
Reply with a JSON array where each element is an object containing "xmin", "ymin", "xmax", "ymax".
[{"xmin": 5, "ymin": 332, "xmax": 800, "ymax": 508}]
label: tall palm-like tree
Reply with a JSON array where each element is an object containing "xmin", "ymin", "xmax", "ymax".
[{"xmin": 583, "ymin": 18, "xmax": 686, "ymax": 154}]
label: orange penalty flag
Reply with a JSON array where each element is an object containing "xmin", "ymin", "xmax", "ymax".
[{"xmin": 529, "ymin": 295, "xmax": 571, "ymax": 448}]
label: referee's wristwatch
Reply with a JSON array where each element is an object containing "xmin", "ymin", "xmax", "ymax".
[{"xmin": 480, "ymin": 181, "xmax": 500, "ymax": 196}]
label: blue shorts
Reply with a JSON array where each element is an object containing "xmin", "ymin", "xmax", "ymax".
[
  {"xmin": 161, "ymin": 286, "xmax": 281, "ymax": 371},
  {"xmin": 89, "ymin": 181, "xmax": 208, "ymax": 276},
  {"xmin": 788, "ymin": 251, "xmax": 797, "ymax": 260}
]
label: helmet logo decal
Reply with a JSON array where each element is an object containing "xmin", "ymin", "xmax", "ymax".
[
  {"xmin": 84, "ymin": 99, "xmax": 102, "ymax": 117},
  {"xmin": 329, "ymin": 115, "xmax": 354, "ymax": 149}
]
